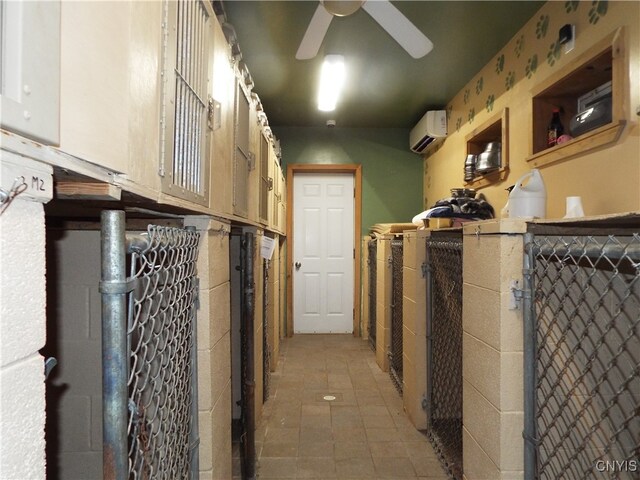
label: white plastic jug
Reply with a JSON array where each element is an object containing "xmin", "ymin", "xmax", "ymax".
[{"xmin": 508, "ymin": 169, "xmax": 546, "ymax": 218}]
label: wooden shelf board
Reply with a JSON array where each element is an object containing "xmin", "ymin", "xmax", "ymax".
[
  {"xmin": 526, "ymin": 120, "xmax": 626, "ymax": 168},
  {"xmin": 465, "ymin": 167, "xmax": 509, "ymax": 190}
]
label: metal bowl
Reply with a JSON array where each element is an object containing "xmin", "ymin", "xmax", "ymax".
[{"xmin": 475, "ymin": 150, "xmax": 501, "ymax": 173}]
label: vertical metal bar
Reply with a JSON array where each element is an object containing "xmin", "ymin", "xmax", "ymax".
[
  {"xmin": 100, "ymin": 210, "xmax": 129, "ymax": 480},
  {"xmin": 243, "ymin": 232, "xmax": 257, "ymax": 480},
  {"xmin": 186, "ymin": 226, "xmax": 200, "ymax": 479},
  {"xmin": 522, "ymin": 232, "xmax": 537, "ymax": 480}
]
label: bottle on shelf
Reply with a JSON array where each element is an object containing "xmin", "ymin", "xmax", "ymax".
[{"xmin": 547, "ymin": 108, "xmax": 564, "ymax": 148}]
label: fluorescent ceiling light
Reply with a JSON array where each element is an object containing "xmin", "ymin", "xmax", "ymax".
[{"xmin": 317, "ymin": 54, "xmax": 345, "ymax": 112}]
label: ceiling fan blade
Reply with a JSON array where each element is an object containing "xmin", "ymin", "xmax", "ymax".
[
  {"xmin": 296, "ymin": 4, "xmax": 334, "ymax": 60},
  {"xmin": 362, "ymin": 0, "xmax": 433, "ymax": 59}
]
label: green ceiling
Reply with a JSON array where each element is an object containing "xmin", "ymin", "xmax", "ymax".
[{"xmin": 222, "ymin": 1, "xmax": 546, "ymax": 128}]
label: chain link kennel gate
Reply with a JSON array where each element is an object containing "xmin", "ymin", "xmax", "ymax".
[
  {"xmin": 389, "ymin": 238, "xmax": 404, "ymax": 394},
  {"xmin": 101, "ymin": 210, "xmax": 201, "ymax": 480},
  {"xmin": 426, "ymin": 232, "xmax": 463, "ymax": 480},
  {"xmin": 368, "ymin": 238, "xmax": 377, "ymax": 352},
  {"xmin": 523, "ymin": 230, "xmax": 640, "ymax": 480}
]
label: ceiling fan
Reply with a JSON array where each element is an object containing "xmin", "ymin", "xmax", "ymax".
[{"xmin": 296, "ymin": 0, "xmax": 433, "ymax": 60}]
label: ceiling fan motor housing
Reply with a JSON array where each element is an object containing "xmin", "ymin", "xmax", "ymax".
[{"xmin": 321, "ymin": 0, "xmax": 365, "ymax": 17}]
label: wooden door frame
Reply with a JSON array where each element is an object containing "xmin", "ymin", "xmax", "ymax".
[{"xmin": 286, "ymin": 164, "xmax": 362, "ymax": 337}]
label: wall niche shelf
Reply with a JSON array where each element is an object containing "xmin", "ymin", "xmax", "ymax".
[
  {"xmin": 527, "ymin": 27, "xmax": 627, "ymax": 168},
  {"xmin": 464, "ymin": 108, "xmax": 509, "ymax": 189}
]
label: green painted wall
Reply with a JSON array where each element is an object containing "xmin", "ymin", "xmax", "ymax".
[{"xmin": 274, "ymin": 127, "xmax": 423, "ymax": 236}]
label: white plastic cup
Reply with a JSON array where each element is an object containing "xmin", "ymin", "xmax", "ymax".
[{"xmin": 564, "ymin": 196, "xmax": 585, "ymax": 218}]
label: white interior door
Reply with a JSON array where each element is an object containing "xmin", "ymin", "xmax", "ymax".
[{"xmin": 293, "ymin": 173, "xmax": 354, "ymax": 333}]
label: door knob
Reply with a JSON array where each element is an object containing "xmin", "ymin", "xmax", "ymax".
[{"xmin": 295, "ymin": 262, "xmax": 301, "ymax": 270}]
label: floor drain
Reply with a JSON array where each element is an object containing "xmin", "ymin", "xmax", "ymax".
[{"xmin": 323, "ymin": 395, "xmax": 336, "ymax": 401}]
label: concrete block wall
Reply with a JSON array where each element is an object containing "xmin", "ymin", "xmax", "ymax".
[
  {"xmin": 267, "ymin": 235, "xmax": 280, "ymax": 372},
  {"xmin": 278, "ymin": 238, "xmax": 287, "ymax": 342},
  {"xmin": 375, "ymin": 235, "xmax": 393, "ymax": 372},
  {"xmin": 186, "ymin": 216, "xmax": 232, "ymax": 480},
  {"xmin": 402, "ymin": 230, "xmax": 429, "ymax": 430},
  {"xmin": 0, "ymin": 199, "xmax": 47, "ymax": 479},
  {"xmin": 461, "ymin": 221, "xmax": 526, "ymax": 480},
  {"xmin": 361, "ymin": 236, "xmax": 370, "ymax": 342}
]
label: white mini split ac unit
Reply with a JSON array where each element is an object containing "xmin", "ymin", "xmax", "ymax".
[{"xmin": 409, "ymin": 110, "xmax": 447, "ymax": 153}]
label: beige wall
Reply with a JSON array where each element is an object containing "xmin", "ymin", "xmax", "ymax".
[
  {"xmin": 0, "ymin": 198, "xmax": 48, "ymax": 479},
  {"xmin": 402, "ymin": 230, "xmax": 429, "ymax": 431},
  {"xmin": 186, "ymin": 216, "xmax": 232, "ymax": 480},
  {"xmin": 461, "ymin": 222, "xmax": 526, "ymax": 480},
  {"xmin": 424, "ymin": 1, "xmax": 640, "ymax": 219}
]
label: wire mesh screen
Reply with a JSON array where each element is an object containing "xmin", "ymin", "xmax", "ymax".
[
  {"xmin": 263, "ymin": 259, "xmax": 271, "ymax": 403},
  {"xmin": 528, "ymin": 233, "xmax": 640, "ymax": 479},
  {"xmin": 426, "ymin": 234, "xmax": 463, "ymax": 480},
  {"xmin": 389, "ymin": 238, "xmax": 404, "ymax": 395},
  {"xmin": 368, "ymin": 238, "xmax": 378, "ymax": 352},
  {"xmin": 127, "ymin": 225, "xmax": 201, "ymax": 479}
]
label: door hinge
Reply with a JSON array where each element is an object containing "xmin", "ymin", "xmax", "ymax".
[
  {"xmin": 421, "ymin": 394, "xmax": 429, "ymax": 412},
  {"xmin": 353, "ymin": 248, "xmax": 355, "ymax": 259},
  {"xmin": 421, "ymin": 261, "xmax": 429, "ymax": 278},
  {"xmin": 207, "ymin": 97, "xmax": 221, "ymax": 131},
  {"xmin": 510, "ymin": 279, "xmax": 528, "ymax": 310}
]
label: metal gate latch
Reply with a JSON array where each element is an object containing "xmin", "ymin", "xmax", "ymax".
[{"xmin": 510, "ymin": 279, "xmax": 524, "ymax": 310}]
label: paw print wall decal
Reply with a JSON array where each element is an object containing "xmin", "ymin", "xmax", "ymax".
[
  {"xmin": 468, "ymin": 108, "xmax": 476, "ymax": 124},
  {"xmin": 565, "ymin": 1, "xmax": 580, "ymax": 13},
  {"xmin": 525, "ymin": 54, "xmax": 539, "ymax": 79},
  {"xmin": 547, "ymin": 41, "xmax": 562, "ymax": 66},
  {"xmin": 505, "ymin": 71, "xmax": 516, "ymax": 91},
  {"xmin": 495, "ymin": 54, "xmax": 505, "ymax": 74},
  {"xmin": 463, "ymin": 89, "xmax": 470, "ymax": 105},
  {"xmin": 476, "ymin": 77, "xmax": 484, "ymax": 95},
  {"xmin": 515, "ymin": 35, "xmax": 525, "ymax": 58},
  {"xmin": 589, "ymin": 0, "xmax": 608, "ymax": 24},
  {"xmin": 536, "ymin": 15, "xmax": 550, "ymax": 39},
  {"xmin": 455, "ymin": 117, "xmax": 462, "ymax": 132},
  {"xmin": 486, "ymin": 94, "xmax": 495, "ymax": 113}
]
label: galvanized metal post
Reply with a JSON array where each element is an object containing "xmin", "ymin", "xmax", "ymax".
[
  {"xmin": 522, "ymin": 232, "xmax": 537, "ymax": 480},
  {"xmin": 186, "ymin": 225, "xmax": 200, "ymax": 479},
  {"xmin": 100, "ymin": 210, "xmax": 129, "ymax": 480}
]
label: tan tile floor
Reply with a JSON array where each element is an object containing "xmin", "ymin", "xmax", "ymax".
[{"xmin": 254, "ymin": 334, "xmax": 449, "ymax": 479}]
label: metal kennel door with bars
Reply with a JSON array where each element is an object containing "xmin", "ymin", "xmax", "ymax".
[
  {"xmin": 426, "ymin": 232, "xmax": 463, "ymax": 480},
  {"xmin": 368, "ymin": 238, "xmax": 377, "ymax": 351},
  {"xmin": 101, "ymin": 210, "xmax": 201, "ymax": 480},
  {"xmin": 522, "ymin": 229, "xmax": 640, "ymax": 480},
  {"xmin": 389, "ymin": 238, "xmax": 404, "ymax": 394}
]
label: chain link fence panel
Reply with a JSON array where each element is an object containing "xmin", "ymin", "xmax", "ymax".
[
  {"xmin": 263, "ymin": 259, "xmax": 271, "ymax": 403},
  {"xmin": 426, "ymin": 233, "xmax": 463, "ymax": 480},
  {"xmin": 526, "ymin": 232, "xmax": 640, "ymax": 480},
  {"xmin": 126, "ymin": 224, "xmax": 201, "ymax": 480},
  {"xmin": 390, "ymin": 238, "xmax": 404, "ymax": 395},
  {"xmin": 368, "ymin": 238, "xmax": 378, "ymax": 352}
]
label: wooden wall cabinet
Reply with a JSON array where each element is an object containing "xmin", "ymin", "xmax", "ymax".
[{"xmin": 527, "ymin": 27, "xmax": 627, "ymax": 168}]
